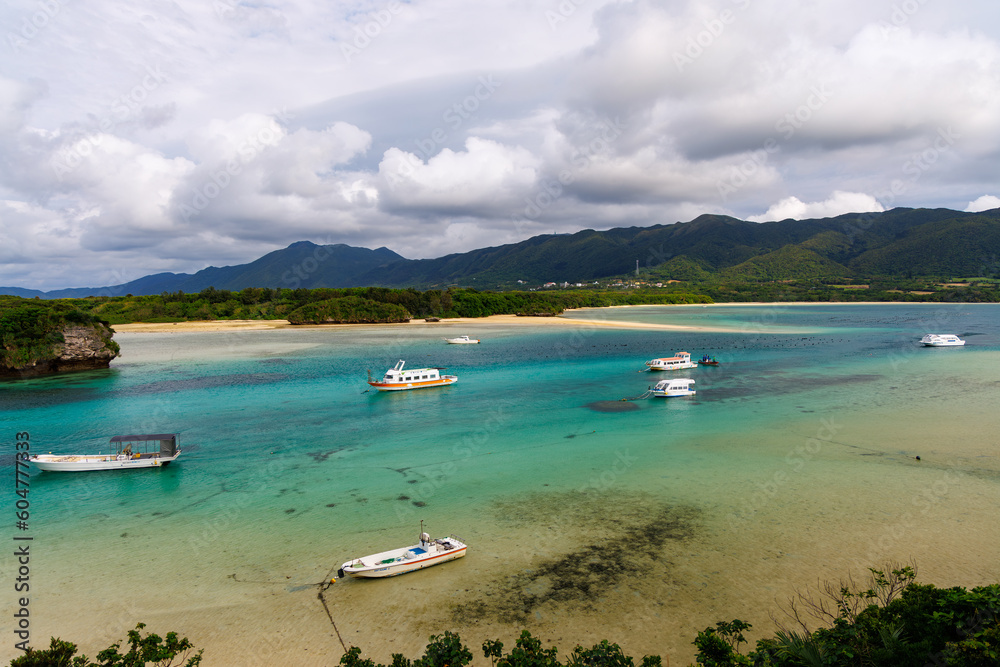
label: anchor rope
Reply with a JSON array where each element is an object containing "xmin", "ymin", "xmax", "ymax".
[
  {"xmin": 318, "ymin": 577, "xmax": 349, "ymax": 653},
  {"xmin": 621, "ymin": 389, "xmax": 653, "ymax": 401}
]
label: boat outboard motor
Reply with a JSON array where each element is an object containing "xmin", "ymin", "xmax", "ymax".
[{"xmin": 337, "ymin": 568, "xmax": 345, "ymax": 579}]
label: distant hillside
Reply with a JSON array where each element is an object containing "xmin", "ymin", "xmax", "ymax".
[
  {"xmin": 6, "ymin": 243, "xmax": 405, "ymax": 298},
  {"xmin": 5, "ymin": 207, "xmax": 1000, "ymax": 297}
]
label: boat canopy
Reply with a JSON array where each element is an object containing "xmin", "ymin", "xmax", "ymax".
[{"xmin": 110, "ymin": 434, "xmax": 178, "ymax": 457}]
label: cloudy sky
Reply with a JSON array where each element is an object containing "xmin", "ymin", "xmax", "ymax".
[{"xmin": 2, "ymin": 0, "xmax": 999, "ymax": 290}]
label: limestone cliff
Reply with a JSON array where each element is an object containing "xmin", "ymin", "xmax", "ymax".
[{"xmin": 1, "ymin": 322, "xmax": 120, "ymax": 377}]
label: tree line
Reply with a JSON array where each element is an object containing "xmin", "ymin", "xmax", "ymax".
[{"xmin": 12, "ymin": 567, "xmax": 999, "ymax": 666}]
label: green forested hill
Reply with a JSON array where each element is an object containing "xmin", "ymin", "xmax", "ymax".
[
  {"xmin": 720, "ymin": 246, "xmax": 851, "ymax": 281},
  {"xmin": 5, "ymin": 207, "xmax": 1000, "ymax": 298}
]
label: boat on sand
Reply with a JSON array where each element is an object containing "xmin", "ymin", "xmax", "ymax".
[{"xmin": 338, "ymin": 526, "xmax": 467, "ymax": 579}]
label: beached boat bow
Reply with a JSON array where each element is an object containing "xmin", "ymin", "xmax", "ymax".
[{"xmin": 338, "ymin": 524, "xmax": 467, "ymax": 579}]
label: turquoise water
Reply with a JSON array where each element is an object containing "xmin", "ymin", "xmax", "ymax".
[{"xmin": 3, "ymin": 304, "xmax": 1000, "ymax": 664}]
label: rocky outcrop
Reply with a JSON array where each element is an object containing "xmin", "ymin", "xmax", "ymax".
[{"xmin": 1, "ymin": 323, "xmax": 120, "ymax": 377}]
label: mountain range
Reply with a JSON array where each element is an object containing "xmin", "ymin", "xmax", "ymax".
[{"xmin": 5, "ymin": 207, "xmax": 1000, "ymax": 298}]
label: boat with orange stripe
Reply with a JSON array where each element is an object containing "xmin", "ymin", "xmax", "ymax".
[
  {"xmin": 337, "ymin": 523, "xmax": 467, "ymax": 579},
  {"xmin": 367, "ymin": 359, "xmax": 458, "ymax": 391}
]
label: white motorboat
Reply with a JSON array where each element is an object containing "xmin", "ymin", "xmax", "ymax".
[
  {"xmin": 338, "ymin": 528, "xmax": 467, "ymax": 579},
  {"xmin": 445, "ymin": 335, "xmax": 480, "ymax": 344},
  {"xmin": 650, "ymin": 378, "xmax": 696, "ymax": 397},
  {"xmin": 646, "ymin": 351, "xmax": 697, "ymax": 371},
  {"xmin": 367, "ymin": 360, "xmax": 457, "ymax": 391},
  {"xmin": 28, "ymin": 434, "xmax": 182, "ymax": 472},
  {"xmin": 920, "ymin": 334, "xmax": 965, "ymax": 347}
]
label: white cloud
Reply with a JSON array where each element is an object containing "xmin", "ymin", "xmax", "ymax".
[
  {"xmin": 965, "ymin": 195, "xmax": 1000, "ymax": 212},
  {"xmin": 1, "ymin": 1, "xmax": 1000, "ymax": 289},
  {"xmin": 748, "ymin": 191, "xmax": 885, "ymax": 222},
  {"xmin": 378, "ymin": 138, "xmax": 539, "ymax": 214}
]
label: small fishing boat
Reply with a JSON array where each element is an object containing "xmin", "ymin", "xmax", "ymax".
[
  {"xmin": 646, "ymin": 351, "xmax": 697, "ymax": 371},
  {"xmin": 338, "ymin": 526, "xmax": 467, "ymax": 579},
  {"xmin": 698, "ymin": 355, "xmax": 719, "ymax": 366},
  {"xmin": 445, "ymin": 335, "xmax": 480, "ymax": 344},
  {"xmin": 650, "ymin": 379, "xmax": 696, "ymax": 397},
  {"xmin": 28, "ymin": 434, "xmax": 182, "ymax": 472},
  {"xmin": 367, "ymin": 360, "xmax": 457, "ymax": 391},
  {"xmin": 920, "ymin": 334, "xmax": 965, "ymax": 347}
]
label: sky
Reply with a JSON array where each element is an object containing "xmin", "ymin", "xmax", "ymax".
[{"xmin": 1, "ymin": 0, "xmax": 999, "ymax": 290}]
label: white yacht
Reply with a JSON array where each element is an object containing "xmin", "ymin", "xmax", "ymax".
[
  {"xmin": 445, "ymin": 335, "xmax": 480, "ymax": 344},
  {"xmin": 920, "ymin": 334, "xmax": 965, "ymax": 347},
  {"xmin": 650, "ymin": 378, "xmax": 696, "ymax": 397}
]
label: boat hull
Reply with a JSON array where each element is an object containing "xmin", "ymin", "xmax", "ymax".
[
  {"xmin": 920, "ymin": 335, "xmax": 965, "ymax": 346},
  {"xmin": 29, "ymin": 453, "xmax": 180, "ymax": 472},
  {"xmin": 342, "ymin": 547, "xmax": 466, "ymax": 578},
  {"xmin": 340, "ymin": 536, "xmax": 467, "ymax": 578},
  {"xmin": 368, "ymin": 377, "xmax": 457, "ymax": 391}
]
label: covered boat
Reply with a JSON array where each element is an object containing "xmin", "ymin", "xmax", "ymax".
[
  {"xmin": 367, "ymin": 360, "xmax": 457, "ymax": 391},
  {"xmin": 338, "ymin": 528, "xmax": 467, "ymax": 579},
  {"xmin": 646, "ymin": 351, "xmax": 697, "ymax": 371},
  {"xmin": 920, "ymin": 334, "xmax": 965, "ymax": 347},
  {"xmin": 650, "ymin": 378, "xmax": 696, "ymax": 397},
  {"xmin": 29, "ymin": 434, "xmax": 182, "ymax": 472}
]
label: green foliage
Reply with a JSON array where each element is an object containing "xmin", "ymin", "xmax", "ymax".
[
  {"xmin": 9, "ymin": 623, "xmax": 202, "ymax": 667},
  {"xmin": 693, "ymin": 567, "xmax": 1000, "ymax": 667},
  {"xmin": 413, "ymin": 631, "xmax": 473, "ymax": 667},
  {"xmin": 287, "ymin": 296, "xmax": 412, "ymax": 324},
  {"xmin": 0, "ymin": 296, "xmax": 115, "ymax": 372},
  {"xmin": 691, "ymin": 621, "xmax": 752, "ymax": 666}
]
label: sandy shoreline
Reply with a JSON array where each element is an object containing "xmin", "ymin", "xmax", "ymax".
[
  {"xmin": 110, "ymin": 303, "xmax": 834, "ymax": 334},
  {"xmin": 111, "ymin": 313, "xmax": 735, "ymax": 333}
]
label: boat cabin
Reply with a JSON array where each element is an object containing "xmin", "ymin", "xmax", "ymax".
[
  {"xmin": 380, "ymin": 360, "xmax": 443, "ymax": 384},
  {"xmin": 646, "ymin": 351, "xmax": 696, "ymax": 370},
  {"xmin": 109, "ymin": 434, "xmax": 179, "ymax": 461},
  {"xmin": 651, "ymin": 378, "xmax": 696, "ymax": 397}
]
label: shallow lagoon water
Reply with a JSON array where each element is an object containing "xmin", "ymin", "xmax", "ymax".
[{"xmin": 2, "ymin": 304, "xmax": 999, "ymax": 665}]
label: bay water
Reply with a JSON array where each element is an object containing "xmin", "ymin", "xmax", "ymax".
[{"xmin": 2, "ymin": 304, "xmax": 999, "ymax": 665}]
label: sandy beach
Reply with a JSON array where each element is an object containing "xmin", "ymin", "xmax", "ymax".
[{"xmin": 110, "ymin": 306, "xmax": 808, "ymax": 335}]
